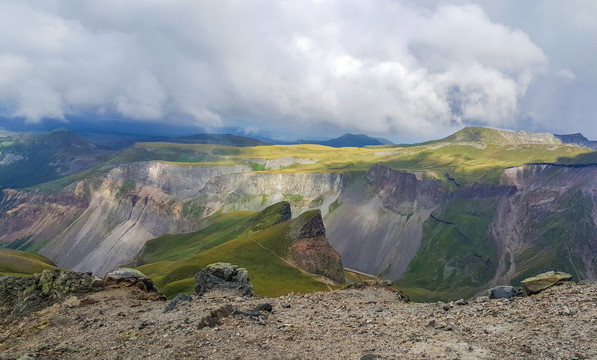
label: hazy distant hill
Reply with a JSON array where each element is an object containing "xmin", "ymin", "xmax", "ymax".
[
  {"xmin": 554, "ymin": 133, "xmax": 597, "ymax": 150},
  {"xmin": 305, "ymin": 133, "xmax": 392, "ymax": 147},
  {"xmin": 0, "ymin": 129, "xmax": 112, "ymax": 188},
  {"xmin": 169, "ymin": 134, "xmax": 270, "ymax": 147}
]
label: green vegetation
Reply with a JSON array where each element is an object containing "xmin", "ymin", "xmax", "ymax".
[
  {"xmin": 396, "ymin": 198, "xmax": 498, "ymax": 302},
  {"xmin": 22, "ymin": 126, "xmax": 596, "ymax": 193},
  {"xmin": 249, "ymin": 162, "xmax": 266, "ymax": 171},
  {"xmin": 344, "ymin": 270, "xmax": 377, "ymax": 283},
  {"xmin": 327, "ymin": 200, "xmax": 342, "ymax": 215},
  {"xmin": 136, "ymin": 202, "xmax": 329, "ymax": 298},
  {"xmin": 116, "ymin": 179, "xmax": 136, "ymax": 198},
  {"xmin": 283, "ymin": 193, "xmax": 303, "ymax": 203},
  {"xmin": 0, "ymin": 249, "xmax": 60, "ymax": 276},
  {"xmin": 102, "ymin": 134, "xmax": 595, "ymax": 186}
]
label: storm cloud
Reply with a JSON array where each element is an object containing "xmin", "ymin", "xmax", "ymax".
[{"xmin": 0, "ymin": 0, "xmax": 594, "ymax": 141}]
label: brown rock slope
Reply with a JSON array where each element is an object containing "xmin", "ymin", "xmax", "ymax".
[
  {"xmin": 1, "ymin": 281, "xmax": 596, "ymax": 359},
  {"xmin": 287, "ymin": 210, "xmax": 344, "ymax": 284}
]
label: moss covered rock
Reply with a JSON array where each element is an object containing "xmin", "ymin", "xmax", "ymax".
[
  {"xmin": 0, "ymin": 270, "xmax": 103, "ymax": 316},
  {"xmin": 521, "ymin": 271, "xmax": 572, "ymax": 295},
  {"xmin": 195, "ymin": 262, "xmax": 254, "ymax": 297}
]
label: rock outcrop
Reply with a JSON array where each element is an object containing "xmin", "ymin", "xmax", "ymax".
[
  {"xmin": 288, "ymin": 210, "xmax": 345, "ymax": 283},
  {"xmin": 488, "ymin": 286, "xmax": 523, "ymax": 299},
  {"xmin": 521, "ymin": 271, "xmax": 573, "ymax": 295},
  {"xmin": 0, "ymin": 270, "xmax": 103, "ymax": 316},
  {"xmin": 104, "ymin": 267, "xmax": 160, "ymax": 293},
  {"xmin": 195, "ymin": 263, "xmax": 254, "ymax": 297}
]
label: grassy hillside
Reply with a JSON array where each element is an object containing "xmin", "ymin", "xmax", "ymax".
[
  {"xmin": 0, "ymin": 249, "xmax": 60, "ymax": 276},
  {"xmin": 136, "ymin": 202, "xmax": 331, "ymax": 298},
  {"xmin": 19, "ymin": 126, "xmax": 595, "ymax": 193},
  {"xmin": 99, "ymin": 135, "xmax": 593, "ymax": 185},
  {"xmin": 395, "ymin": 198, "xmax": 499, "ymax": 302}
]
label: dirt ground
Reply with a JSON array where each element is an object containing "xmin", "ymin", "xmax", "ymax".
[{"xmin": 1, "ymin": 281, "xmax": 596, "ymax": 359}]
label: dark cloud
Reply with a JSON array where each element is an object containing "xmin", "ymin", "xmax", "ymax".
[{"xmin": 0, "ymin": 0, "xmax": 594, "ymax": 141}]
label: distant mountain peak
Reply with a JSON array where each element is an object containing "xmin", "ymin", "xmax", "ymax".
[
  {"xmin": 442, "ymin": 127, "xmax": 560, "ymax": 145},
  {"xmin": 304, "ymin": 133, "xmax": 392, "ymax": 148},
  {"xmin": 169, "ymin": 133, "xmax": 270, "ymax": 147},
  {"xmin": 554, "ymin": 132, "xmax": 597, "ymax": 150}
]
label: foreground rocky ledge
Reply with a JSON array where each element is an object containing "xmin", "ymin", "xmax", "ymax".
[{"xmin": 1, "ymin": 280, "xmax": 595, "ymax": 360}]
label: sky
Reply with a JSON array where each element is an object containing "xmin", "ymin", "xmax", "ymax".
[{"xmin": 0, "ymin": 0, "xmax": 595, "ymax": 142}]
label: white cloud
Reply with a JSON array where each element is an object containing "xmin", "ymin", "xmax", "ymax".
[
  {"xmin": 556, "ymin": 68, "xmax": 576, "ymax": 81},
  {"xmin": 0, "ymin": 0, "xmax": 550, "ymax": 139}
]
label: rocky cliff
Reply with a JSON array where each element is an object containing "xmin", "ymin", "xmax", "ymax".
[
  {"xmin": 3, "ymin": 155, "xmax": 597, "ymax": 299},
  {"xmin": 0, "ymin": 161, "xmax": 343, "ymax": 276},
  {"xmin": 287, "ymin": 210, "xmax": 344, "ymax": 283},
  {"xmin": 489, "ymin": 164, "xmax": 597, "ymax": 285}
]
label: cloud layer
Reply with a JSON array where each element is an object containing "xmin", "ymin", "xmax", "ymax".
[{"xmin": 0, "ymin": 0, "xmax": 575, "ymax": 140}]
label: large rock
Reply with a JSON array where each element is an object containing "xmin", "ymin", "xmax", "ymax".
[
  {"xmin": 488, "ymin": 286, "xmax": 523, "ymax": 299},
  {"xmin": 104, "ymin": 268, "xmax": 159, "ymax": 293},
  {"xmin": 0, "ymin": 270, "xmax": 103, "ymax": 316},
  {"xmin": 287, "ymin": 210, "xmax": 345, "ymax": 283},
  {"xmin": 521, "ymin": 271, "xmax": 573, "ymax": 295},
  {"xmin": 195, "ymin": 262, "xmax": 254, "ymax": 297}
]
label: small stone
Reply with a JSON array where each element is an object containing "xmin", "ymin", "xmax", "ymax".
[
  {"xmin": 138, "ymin": 321, "xmax": 151, "ymax": 330},
  {"xmin": 455, "ymin": 299, "xmax": 468, "ymax": 306},
  {"xmin": 253, "ymin": 303, "xmax": 273, "ymax": 313},
  {"xmin": 361, "ymin": 354, "xmax": 380, "ymax": 360},
  {"xmin": 164, "ymin": 293, "xmax": 193, "ymax": 312}
]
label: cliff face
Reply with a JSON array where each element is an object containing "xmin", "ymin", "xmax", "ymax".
[
  {"xmin": 3, "ymin": 158, "xmax": 597, "ymax": 298},
  {"xmin": 489, "ymin": 164, "xmax": 597, "ymax": 285},
  {"xmin": 0, "ymin": 189, "xmax": 88, "ymax": 248},
  {"xmin": 0, "ymin": 162, "xmax": 343, "ymax": 276},
  {"xmin": 287, "ymin": 210, "xmax": 344, "ymax": 283},
  {"xmin": 326, "ymin": 166, "xmax": 444, "ymax": 280}
]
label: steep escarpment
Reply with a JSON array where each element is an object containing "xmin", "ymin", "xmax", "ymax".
[
  {"xmin": 0, "ymin": 161, "xmax": 344, "ymax": 277},
  {"xmin": 0, "ymin": 189, "xmax": 88, "ymax": 249},
  {"xmin": 198, "ymin": 171, "xmax": 342, "ymax": 216},
  {"xmin": 489, "ymin": 164, "xmax": 597, "ymax": 286},
  {"xmin": 107, "ymin": 162, "xmax": 252, "ymax": 200},
  {"xmin": 326, "ymin": 167, "xmax": 443, "ymax": 280}
]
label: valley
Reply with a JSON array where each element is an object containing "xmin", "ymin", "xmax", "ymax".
[{"xmin": 2, "ymin": 127, "xmax": 597, "ymax": 301}]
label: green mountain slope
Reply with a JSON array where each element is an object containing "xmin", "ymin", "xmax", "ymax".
[
  {"xmin": 439, "ymin": 126, "xmax": 560, "ymax": 144},
  {"xmin": 135, "ymin": 202, "xmax": 337, "ymax": 298},
  {"xmin": 0, "ymin": 249, "xmax": 60, "ymax": 276}
]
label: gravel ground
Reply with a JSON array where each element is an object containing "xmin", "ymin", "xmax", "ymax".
[{"xmin": 1, "ymin": 282, "xmax": 596, "ymax": 360}]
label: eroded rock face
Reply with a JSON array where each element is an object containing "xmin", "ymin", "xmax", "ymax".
[
  {"xmin": 0, "ymin": 270, "xmax": 103, "ymax": 316},
  {"xmin": 521, "ymin": 271, "xmax": 573, "ymax": 295},
  {"xmin": 288, "ymin": 210, "xmax": 344, "ymax": 284},
  {"xmin": 195, "ymin": 263, "xmax": 254, "ymax": 297}
]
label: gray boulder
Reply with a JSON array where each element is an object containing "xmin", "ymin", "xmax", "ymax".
[
  {"xmin": 195, "ymin": 262, "xmax": 254, "ymax": 297},
  {"xmin": 104, "ymin": 268, "xmax": 158, "ymax": 292},
  {"xmin": 488, "ymin": 286, "xmax": 523, "ymax": 299}
]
